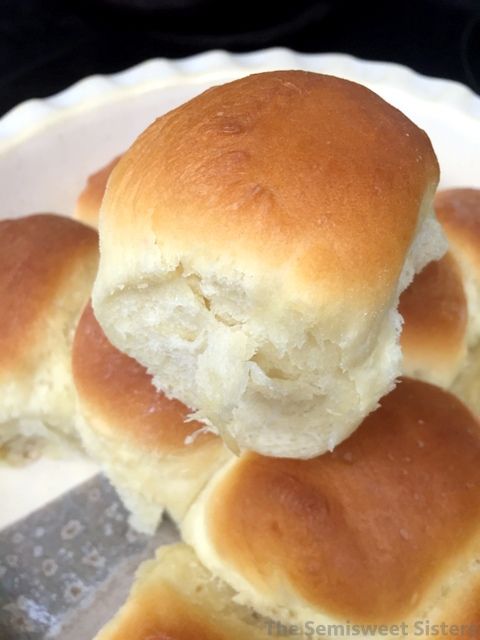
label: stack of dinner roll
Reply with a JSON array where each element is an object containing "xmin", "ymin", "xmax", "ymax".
[
  {"xmin": 85, "ymin": 71, "xmax": 480, "ymax": 636},
  {"xmin": 2, "ymin": 69, "xmax": 479, "ymax": 636}
]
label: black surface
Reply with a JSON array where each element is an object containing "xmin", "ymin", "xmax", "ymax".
[{"xmin": 0, "ymin": 0, "xmax": 479, "ymax": 116}]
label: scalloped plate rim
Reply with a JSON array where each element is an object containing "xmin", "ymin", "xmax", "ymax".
[{"xmin": 1, "ymin": 47, "xmax": 479, "ymax": 152}]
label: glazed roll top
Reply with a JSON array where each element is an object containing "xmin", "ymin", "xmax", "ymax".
[
  {"xmin": 0, "ymin": 213, "xmax": 98, "ymax": 461},
  {"xmin": 93, "ymin": 70, "xmax": 444, "ymax": 459},
  {"xmin": 75, "ymin": 157, "xmax": 120, "ymax": 228},
  {"xmin": 72, "ymin": 303, "xmax": 230, "ymax": 532},
  {"xmin": 182, "ymin": 378, "xmax": 480, "ymax": 626}
]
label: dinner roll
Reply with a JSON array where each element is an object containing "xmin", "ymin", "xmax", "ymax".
[
  {"xmin": 436, "ymin": 189, "xmax": 480, "ymax": 346},
  {"xmin": 95, "ymin": 544, "xmax": 480, "ymax": 640},
  {"xmin": 93, "ymin": 70, "xmax": 445, "ymax": 459},
  {"xmin": 93, "ymin": 544, "xmax": 271, "ymax": 640},
  {"xmin": 436, "ymin": 189, "xmax": 480, "ymax": 414},
  {"xmin": 0, "ymin": 214, "xmax": 98, "ymax": 463},
  {"xmin": 72, "ymin": 303, "xmax": 231, "ymax": 533},
  {"xmin": 74, "ymin": 156, "xmax": 120, "ymax": 228},
  {"xmin": 399, "ymin": 253, "xmax": 468, "ymax": 387},
  {"xmin": 182, "ymin": 379, "xmax": 480, "ymax": 627},
  {"xmin": 400, "ymin": 189, "xmax": 480, "ymax": 408}
]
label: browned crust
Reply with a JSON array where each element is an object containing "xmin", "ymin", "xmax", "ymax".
[
  {"xmin": 207, "ymin": 379, "xmax": 480, "ymax": 622},
  {"xmin": 400, "ymin": 253, "xmax": 468, "ymax": 371},
  {"xmin": 72, "ymin": 303, "xmax": 217, "ymax": 452},
  {"xmin": 0, "ymin": 213, "xmax": 98, "ymax": 372},
  {"xmin": 97, "ymin": 581, "xmax": 230, "ymax": 640},
  {"xmin": 94, "ymin": 546, "xmax": 267, "ymax": 640},
  {"xmin": 103, "ymin": 71, "xmax": 438, "ymax": 306}
]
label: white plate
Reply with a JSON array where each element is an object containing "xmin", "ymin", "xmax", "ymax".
[{"xmin": 1, "ymin": 47, "xmax": 479, "ymax": 528}]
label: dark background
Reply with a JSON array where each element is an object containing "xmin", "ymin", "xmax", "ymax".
[{"xmin": 1, "ymin": 0, "xmax": 479, "ymax": 116}]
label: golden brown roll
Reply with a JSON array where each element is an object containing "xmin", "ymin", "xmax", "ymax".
[
  {"xmin": 182, "ymin": 378, "xmax": 480, "ymax": 627},
  {"xmin": 436, "ymin": 189, "xmax": 480, "ymax": 414},
  {"xmin": 72, "ymin": 303, "xmax": 231, "ymax": 533},
  {"xmin": 399, "ymin": 253, "xmax": 468, "ymax": 387},
  {"xmin": 401, "ymin": 189, "xmax": 480, "ymax": 410},
  {"xmin": 0, "ymin": 214, "xmax": 98, "ymax": 463},
  {"xmin": 93, "ymin": 544, "xmax": 271, "ymax": 640},
  {"xmin": 436, "ymin": 188, "xmax": 480, "ymax": 346},
  {"xmin": 74, "ymin": 157, "xmax": 120, "ymax": 228},
  {"xmin": 93, "ymin": 70, "xmax": 445, "ymax": 459}
]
